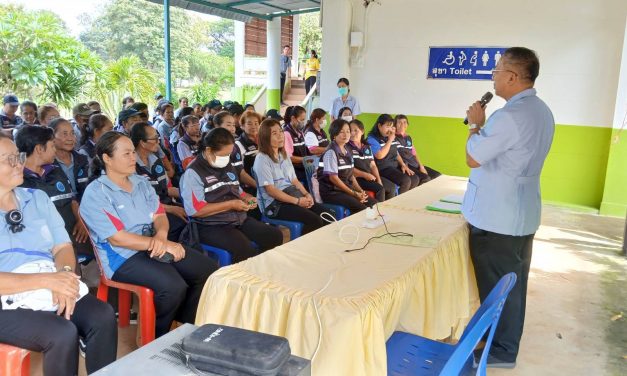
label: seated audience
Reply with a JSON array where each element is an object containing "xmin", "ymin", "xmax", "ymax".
[
  {"xmin": 304, "ymin": 108, "xmax": 329, "ymax": 155},
  {"xmin": 0, "ymin": 133, "xmax": 117, "ymax": 375},
  {"xmin": 393, "ymin": 115, "xmax": 441, "ymax": 183},
  {"xmin": 316, "ymin": 119, "xmax": 376, "ymax": 212},
  {"xmin": 253, "ymin": 119, "xmax": 326, "ymax": 234},
  {"xmin": 78, "ymin": 113, "xmax": 113, "ymax": 170},
  {"xmin": 180, "ymin": 128, "xmax": 283, "ymax": 263},
  {"xmin": 80, "ymin": 131, "xmax": 217, "ymax": 338},
  {"xmin": 347, "ymin": 119, "xmax": 396, "ymax": 202},
  {"xmin": 283, "ymin": 106, "xmax": 311, "ymax": 183},
  {"xmin": 367, "ymin": 114, "xmax": 419, "ymax": 194},
  {"xmin": 16, "ymin": 124, "xmax": 91, "ymax": 266}
]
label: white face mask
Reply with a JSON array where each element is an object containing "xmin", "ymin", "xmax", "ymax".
[
  {"xmin": 210, "ymin": 154, "xmax": 230, "ymax": 168},
  {"xmin": 341, "ymin": 115, "xmax": 353, "ymax": 122},
  {"xmin": 319, "ymin": 119, "xmax": 327, "ymax": 128}
]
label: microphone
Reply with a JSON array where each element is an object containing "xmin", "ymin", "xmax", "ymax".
[{"xmin": 463, "ymin": 92, "xmax": 493, "ymax": 125}]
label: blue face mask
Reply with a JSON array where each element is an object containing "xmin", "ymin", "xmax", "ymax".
[{"xmin": 338, "ymin": 87, "xmax": 349, "ymax": 97}]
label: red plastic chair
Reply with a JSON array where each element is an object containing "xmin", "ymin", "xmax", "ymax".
[
  {"xmin": 0, "ymin": 344, "xmax": 30, "ymax": 376},
  {"xmin": 79, "ymin": 215, "xmax": 156, "ymax": 346},
  {"xmin": 366, "ymin": 190, "xmax": 375, "ymax": 199}
]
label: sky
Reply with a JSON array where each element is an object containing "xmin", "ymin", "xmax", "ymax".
[{"xmin": 6, "ymin": 0, "xmax": 218, "ymax": 36}]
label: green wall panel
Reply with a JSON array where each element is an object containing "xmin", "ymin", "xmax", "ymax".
[
  {"xmin": 600, "ymin": 129, "xmax": 627, "ymax": 217},
  {"xmin": 357, "ymin": 113, "xmax": 613, "ymax": 210}
]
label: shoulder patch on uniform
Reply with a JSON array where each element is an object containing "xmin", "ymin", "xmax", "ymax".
[
  {"xmin": 56, "ymin": 181, "xmax": 65, "ymax": 192},
  {"xmin": 226, "ymin": 172, "xmax": 237, "ymax": 181}
]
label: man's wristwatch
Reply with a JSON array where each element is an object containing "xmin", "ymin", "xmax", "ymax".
[
  {"xmin": 62, "ymin": 265, "xmax": 73, "ymax": 272},
  {"xmin": 468, "ymin": 123, "xmax": 479, "ymax": 130}
]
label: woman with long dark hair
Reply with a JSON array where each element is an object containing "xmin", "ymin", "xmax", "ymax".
[
  {"xmin": 283, "ymin": 105, "xmax": 311, "ymax": 183},
  {"xmin": 303, "ymin": 108, "xmax": 329, "ymax": 156}
]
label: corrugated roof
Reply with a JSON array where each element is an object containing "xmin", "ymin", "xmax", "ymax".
[{"xmin": 145, "ymin": 0, "xmax": 320, "ymax": 21}]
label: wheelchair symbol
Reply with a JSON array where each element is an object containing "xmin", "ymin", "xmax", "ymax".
[{"xmin": 442, "ymin": 51, "xmax": 455, "ymax": 65}]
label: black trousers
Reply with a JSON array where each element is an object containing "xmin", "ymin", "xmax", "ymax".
[
  {"xmin": 167, "ymin": 211, "xmax": 187, "ymax": 242},
  {"xmin": 407, "ymin": 165, "xmax": 441, "ymax": 185},
  {"xmin": 378, "ymin": 167, "xmax": 420, "ymax": 194},
  {"xmin": 356, "ymin": 177, "xmax": 397, "ymax": 201},
  {"xmin": 112, "ymin": 248, "xmax": 216, "ymax": 337},
  {"xmin": 197, "ymin": 217, "xmax": 283, "ymax": 264},
  {"xmin": 0, "ymin": 294, "xmax": 117, "ymax": 375},
  {"xmin": 469, "ymin": 224, "xmax": 534, "ymax": 362},
  {"xmin": 273, "ymin": 202, "xmax": 326, "ymax": 234},
  {"xmin": 305, "ymin": 76, "xmax": 316, "ymax": 94},
  {"xmin": 280, "ymin": 72, "xmax": 287, "ymax": 101},
  {"xmin": 320, "ymin": 190, "xmax": 376, "ymax": 213}
]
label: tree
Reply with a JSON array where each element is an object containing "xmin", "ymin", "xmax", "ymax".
[
  {"xmin": 0, "ymin": 5, "xmax": 98, "ymax": 107},
  {"xmin": 299, "ymin": 13, "xmax": 322, "ymax": 59}
]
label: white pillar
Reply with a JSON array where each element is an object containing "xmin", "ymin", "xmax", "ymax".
[
  {"xmin": 234, "ymin": 21, "xmax": 245, "ymax": 88},
  {"xmin": 292, "ymin": 15, "xmax": 300, "ymax": 78},
  {"xmin": 320, "ymin": 0, "xmax": 351, "ymax": 113},
  {"xmin": 266, "ymin": 17, "xmax": 282, "ymax": 110}
]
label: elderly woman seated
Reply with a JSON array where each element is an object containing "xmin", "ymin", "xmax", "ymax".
[{"xmin": 0, "ymin": 134, "xmax": 117, "ymax": 375}]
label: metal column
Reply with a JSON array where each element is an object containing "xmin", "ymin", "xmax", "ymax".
[{"xmin": 164, "ymin": 0, "xmax": 172, "ymax": 100}]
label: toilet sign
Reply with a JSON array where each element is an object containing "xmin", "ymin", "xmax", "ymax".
[{"xmin": 427, "ymin": 47, "xmax": 509, "ymax": 80}]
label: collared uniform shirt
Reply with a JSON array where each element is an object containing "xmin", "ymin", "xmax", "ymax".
[
  {"xmin": 253, "ymin": 152, "xmax": 297, "ymax": 208},
  {"xmin": 462, "ymin": 88, "xmax": 555, "ymax": 236},
  {"xmin": 80, "ymin": 174, "xmax": 165, "ymax": 278},
  {"xmin": 330, "ymin": 95, "xmax": 361, "ymax": 119},
  {"xmin": 0, "ymin": 188, "xmax": 70, "ymax": 272},
  {"xmin": 0, "ymin": 110, "xmax": 23, "ymax": 129}
]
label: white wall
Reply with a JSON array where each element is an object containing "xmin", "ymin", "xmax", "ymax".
[
  {"xmin": 325, "ymin": 0, "xmax": 627, "ymax": 127},
  {"xmin": 613, "ymin": 16, "xmax": 627, "ymax": 130}
]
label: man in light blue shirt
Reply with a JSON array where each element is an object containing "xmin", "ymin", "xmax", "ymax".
[{"xmin": 462, "ymin": 47, "xmax": 554, "ymax": 368}]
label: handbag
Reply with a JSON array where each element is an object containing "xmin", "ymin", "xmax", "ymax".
[{"xmin": 265, "ymin": 185, "xmax": 304, "ymax": 218}]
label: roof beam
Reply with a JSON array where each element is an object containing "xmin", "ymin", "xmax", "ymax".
[
  {"xmin": 268, "ymin": 7, "xmax": 320, "ymax": 18},
  {"xmin": 227, "ymin": 0, "xmax": 268, "ymax": 7},
  {"xmin": 260, "ymin": 2, "xmax": 291, "ymax": 12}
]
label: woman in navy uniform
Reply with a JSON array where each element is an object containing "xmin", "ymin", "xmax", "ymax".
[
  {"xmin": 0, "ymin": 133, "xmax": 117, "ymax": 375},
  {"xmin": 130, "ymin": 122, "xmax": 188, "ymax": 241},
  {"xmin": 316, "ymin": 119, "xmax": 376, "ymax": 213},
  {"xmin": 393, "ymin": 115, "xmax": 441, "ymax": 184},
  {"xmin": 303, "ymin": 108, "xmax": 329, "ymax": 156},
  {"xmin": 180, "ymin": 128, "xmax": 283, "ymax": 263},
  {"xmin": 16, "ymin": 124, "xmax": 92, "ymax": 267},
  {"xmin": 367, "ymin": 114, "xmax": 420, "ymax": 194},
  {"xmin": 52, "ymin": 118, "xmax": 90, "ymax": 201},
  {"xmin": 283, "ymin": 106, "xmax": 311, "ymax": 184},
  {"xmin": 214, "ymin": 111, "xmax": 257, "ymax": 190},
  {"xmin": 78, "ymin": 113, "xmax": 113, "ymax": 171},
  {"xmin": 347, "ymin": 119, "xmax": 396, "ymax": 202},
  {"xmin": 235, "ymin": 111, "xmax": 262, "ymax": 195},
  {"xmin": 80, "ymin": 132, "xmax": 216, "ymax": 338}
]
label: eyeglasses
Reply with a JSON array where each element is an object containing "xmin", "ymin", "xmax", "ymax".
[
  {"xmin": 143, "ymin": 136, "xmax": 160, "ymax": 142},
  {"xmin": 0, "ymin": 152, "xmax": 26, "ymax": 168}
]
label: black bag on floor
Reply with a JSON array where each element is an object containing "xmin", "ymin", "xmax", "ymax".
[{"xmin": 181, "ymin": 324, "xmax": 291, "ymax": 376}]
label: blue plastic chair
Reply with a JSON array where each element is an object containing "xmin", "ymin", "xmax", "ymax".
[
  {"xmin": 386, "ymin": 272, "xmax": 518, "ymax": 376},
  {"xmin": 251, "ymin": 170, "xmax": 303, "ymax": 241},
  {"xmin": 302, "ymin": 155, "xmax": 350, "ymax": 220},
  {"xmin": 200, "ymin": 243, "xmax": 232, "ymax": 267}
]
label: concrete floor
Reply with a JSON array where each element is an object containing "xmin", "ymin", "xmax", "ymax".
[{"xmin": 28, "ymin": 205, "xmax": 626, "ymax": 375}]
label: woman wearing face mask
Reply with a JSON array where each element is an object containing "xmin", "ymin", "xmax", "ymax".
[
  {"xmin": 180, "ymin": 128, "xmax": 283, "ymax": 263},
  {"xmin": 283, "ymin": 106, "xmax": 311, "ymax": 184},
  {"xmin": 347, "ymin": 119, "xmax": 396, "ymax": 202},
  {"xmin": 214, "ymin": 111, "xmax": 257, "ymax": 191},
  {"xmin": 337, "ymin": 107, "xmax": 353, "ymax": 122},
  {"xmin": 367, "ymin": 114, "xmax": 420, "ymax": 194},
  {"xmin": 303, "ymin": 108, "xmax": 329, "ymax": 156},
  {"xmin": 316, "ymin": 119, "xmax": 376, "ymax": 213},
  {"xmin": 304, "ymin": 50, "xmax": 320, "ymax": 95},
  {"xmin": 330, "ymin": 78, "xmax": 361, "ymax": 121}
]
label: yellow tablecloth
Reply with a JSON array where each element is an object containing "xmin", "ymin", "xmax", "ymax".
[{"xmin": 195, "ymin": 176, "xmax": 479, "ymax": 375}]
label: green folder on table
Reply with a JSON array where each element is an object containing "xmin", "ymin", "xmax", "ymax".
[
  {"xmin": 426, "ymin": 201, "xmax": 462, "ymax": 214},
  {"xmin": 439, "ymin": 194, "xmax": 464, "ymax": 204}
]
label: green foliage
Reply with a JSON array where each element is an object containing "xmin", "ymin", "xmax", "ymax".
[
  {"xmin": 188, "ymin": 51, "xmax": 234, "ymax": 87},
  {"xmin": 299, "ymin": 13, "xmax": 322, "ymax": 59},
  {"xmin": 0, "ymin": 5, "xmax": 97, "ymax": 107},
  {"xmin": 86, "ymin": 56, "xmax": 157, "ymax": 118},
  {"xmin": 186, "ymin": 82, "xmax": 220, "ymax": 105}
]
